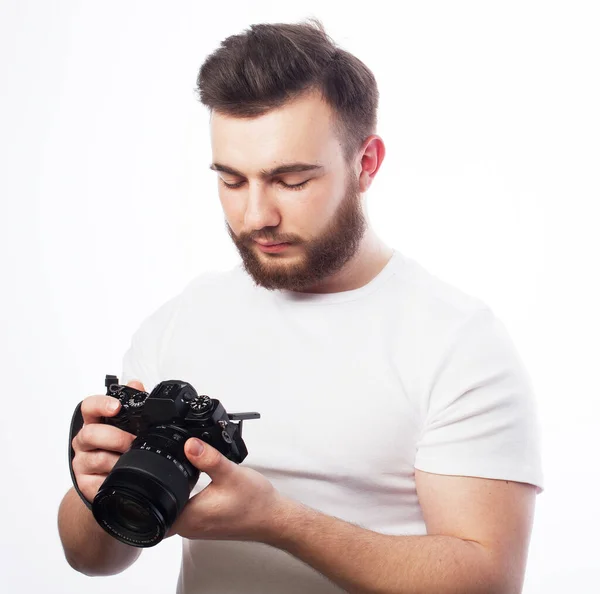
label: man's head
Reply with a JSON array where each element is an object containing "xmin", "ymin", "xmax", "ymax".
[{"xmin": 197, "ymin": 19, "xmax": 383, "ymax": 292}]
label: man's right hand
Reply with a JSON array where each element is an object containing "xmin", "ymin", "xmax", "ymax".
[{"xmin": 70, "ymin": 380, "xmax": 144, "ymax": 502}]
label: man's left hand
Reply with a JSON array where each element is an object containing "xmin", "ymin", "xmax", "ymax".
[{"xmin": 165, "ymin": 438, "xmax": 288, "ymax": 543}]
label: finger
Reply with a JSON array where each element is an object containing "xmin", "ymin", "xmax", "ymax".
[
  {"xmin": 76, "ymin": 473, "xmax": 108, "ymax": 503},
  {"xmin": 126, "ymin": 379, "xmax": 146, "ymax": 391},
  {"xmin": 79, "ymin": 380, "xmax": 146, "ymax": 425},
  {"xmin": 80, "ymin": 395, "xmax": 121, "ymax": 425},
  {"xmin": 74, "ymin": 423, "xmax": 136, "ymax": 454},
  {"xmin": 73, "ymin": 450, "xmax": 120, "ymax": 476},
  {"xmin": 184, "ymin": 438, "xmax": 236, "ymax": 484}
]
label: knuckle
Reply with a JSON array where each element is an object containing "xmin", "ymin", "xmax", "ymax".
[
  {"xmin": 79, "ymin": 424, "xmax": 95, "ymax": 444},
  {"xmin": 80, "ymin": 451, "xmax": 98, "ymax": 474},
  {"xmin": 90, "ymin": 451, "xmax": 115, "ymax": 473},
  {"xmin": 71, "ymin": 454, "xmax": 84, "ymax": 476},
  {"xmin": 87, "ymin": 451, "xmax": 112, "ymax": 474},
  {"xmin": 84, "ymin": 452, "xmax": 102, "ymax": 473}
]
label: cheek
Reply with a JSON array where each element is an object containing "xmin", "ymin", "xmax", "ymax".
[
  {"xmin": 286, "ymin": 199, "xmax": 323, "ymax": 231},
  {"xmin": 296, "ymin": 179, "xmax": 343, "ymax": 224},
  {"xmin": 218, "ymin": 191, "xmax": 243, "ymax": 227}
]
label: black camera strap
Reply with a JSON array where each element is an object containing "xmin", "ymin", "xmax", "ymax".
[{"xmin": 68, "ymin": 402, "xmax": 93, "ymax": 510}]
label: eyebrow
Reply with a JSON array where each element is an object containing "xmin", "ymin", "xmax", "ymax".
[{"xmin": 209, "ymin": 162, "xmax": 324, "ymax": 178}]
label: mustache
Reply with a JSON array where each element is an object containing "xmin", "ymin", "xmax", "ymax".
[{"xmin": 241, "ymin": 232, "xmax": 299, "ymax": 245}]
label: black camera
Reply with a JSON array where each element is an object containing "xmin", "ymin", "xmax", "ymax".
[{"xmin": 70, "ymin": 375, "xmax": 260, "ymax": 548}]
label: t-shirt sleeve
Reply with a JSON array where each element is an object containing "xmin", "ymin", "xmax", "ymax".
[
  {"xmin": 120, "ymin": 293, "xmax": 184, "ymax": 391},
  {"xmin": 414, "ymin": 307, "xmax": 544, "ymax": 494}
]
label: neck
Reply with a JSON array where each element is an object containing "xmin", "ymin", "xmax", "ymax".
[{"xmin": 297, "ymin": 230, "xmax": 394, "ymax": 294}]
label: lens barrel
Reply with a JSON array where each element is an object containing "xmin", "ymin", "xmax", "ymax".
[{"xmin": 92, "ymin": 426, "xmax": 199, "ymax": 547}]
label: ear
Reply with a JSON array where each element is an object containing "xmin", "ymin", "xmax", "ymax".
[{"xmin": 357, "ymin": 135, "xmax": 386, "ymax": 192}]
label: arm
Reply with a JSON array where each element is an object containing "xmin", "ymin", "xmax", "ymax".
[
  {"xmin": 265, "ymin": 471, "xmax": 536, "ymax": 594},
  {"xmin": 58, "ymin": 487, "xmax": 143, "ymax": 576}
]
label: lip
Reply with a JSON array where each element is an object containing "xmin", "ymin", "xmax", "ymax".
[{"xmin": 254, "ymin": 241, "xmax": 291, "ymax": 253}]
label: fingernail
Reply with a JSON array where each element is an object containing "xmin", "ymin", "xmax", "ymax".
[
  {"xmin": 108, "ymin": 400, "xmax": 120, "ymax": 412},
  {"xmin": 188, "ymin": 439, "xmax": 204, "ymax": 456}
]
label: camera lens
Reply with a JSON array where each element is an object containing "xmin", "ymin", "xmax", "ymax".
[
  {"xmin": 94, "ymin": 488, "xmax": 165, "ymax": 544},
  {"xmin": 92, "ymin": 425, "xmax": 199, "ymax": 547},
  {"xmin": 115, "ymin": 496, "xmax": 153, "ymax": 531}
]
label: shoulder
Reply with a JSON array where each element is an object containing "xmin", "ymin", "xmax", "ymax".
[
  {"xmin": 398, "ymin": 258, "xmax": 523, "ymax": 393},
  {"xmin": 396, "ymin": 253, "xmax": 490, "ymax": 321},
  {"xmin": 386, "ymin": 252, "xmax": 494, "ymax": 356}
]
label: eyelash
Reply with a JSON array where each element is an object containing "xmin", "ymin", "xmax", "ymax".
[{"xmin": 221, "ymin": 179, "xmax": 309, "ymax": 191}]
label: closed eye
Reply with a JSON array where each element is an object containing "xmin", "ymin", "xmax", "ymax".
[
  {"xmin": 278, "ymin": 179, "xmax": 310, "ymax": 191},
  {"xmin": 221, "ymin": 179, "xmax": 244, "ymax": 189},
  {"xmin": 221, "ymin": 179, "xmax": 310, "ymax": 191}
]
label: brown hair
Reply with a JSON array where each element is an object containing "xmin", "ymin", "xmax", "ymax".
[{"xmin": 196, "ymin": 18, "xmax": 379, "ymax": 163}]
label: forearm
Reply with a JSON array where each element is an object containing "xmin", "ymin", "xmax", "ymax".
[
  {"xmin": 58, "ymin": 487, "xmax": 142, "ymax": 576},
  {"xmin": 265, "ymin": 498, "xmax": 503, "ymax": 594}
]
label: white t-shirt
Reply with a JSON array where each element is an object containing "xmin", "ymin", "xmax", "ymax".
[{"xmin": 120, "ymin": 249, "xmax": 544, "ymax": 594}]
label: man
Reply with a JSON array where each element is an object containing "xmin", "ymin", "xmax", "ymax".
[{"xmin": 59, "ymin": 19, "xmax": 543, "ymax": 594}]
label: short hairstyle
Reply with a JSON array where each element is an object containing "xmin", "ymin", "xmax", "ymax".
[{"xmin": 196, "ymin": 18, "xmax": 379, "ymax": 163}]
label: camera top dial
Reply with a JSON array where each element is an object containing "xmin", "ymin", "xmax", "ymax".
[
  {"xmin": 126, "ymin": 390, "xmax": 149, "ymax": 409},
  {"xmin": 186, "ymin": 394, "xmax": 213, "ymax": 415}
]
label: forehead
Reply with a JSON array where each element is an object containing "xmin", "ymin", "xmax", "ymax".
[{"xmin": 209, "ymin": 90, "xmax": 344, "ymax": 172}]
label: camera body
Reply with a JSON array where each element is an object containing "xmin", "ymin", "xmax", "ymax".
[
  {"xmin": 88, "ymin": 375, "xmax": 260, "ymax": 548},
  {"xmin": 103, "ymin": 375, "xmax": 258, "ymax": 466}
]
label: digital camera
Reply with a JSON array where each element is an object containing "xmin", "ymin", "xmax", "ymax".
[{"xmin": 88, "ymin": 375, "xmax": 260, "ymax": 548}]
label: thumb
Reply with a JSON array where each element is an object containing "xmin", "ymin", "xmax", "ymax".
[
  {"xmin": 184, "ymin": 438, "xmax": 235, "ymax": 483},
  {"xmin": 126, "ymin": 379, "xmax": 146, "ymax": 391}
]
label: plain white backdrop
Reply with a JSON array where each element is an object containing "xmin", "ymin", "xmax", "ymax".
[{"xmin": 1, "ymin": 1, "xmax": 598, "ymax": 592}]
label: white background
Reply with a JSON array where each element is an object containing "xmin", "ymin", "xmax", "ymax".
[{"xmin": 1, "ymin": 1, "xmax": 598, "ymax": 592}]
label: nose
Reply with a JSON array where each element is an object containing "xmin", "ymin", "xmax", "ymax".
[{"xmin": 243, "ymin": 181, "xmax": 281, "ymax": 232}]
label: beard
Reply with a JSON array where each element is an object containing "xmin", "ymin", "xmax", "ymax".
[{"xmin": 225, "ymin": 171, "xmax": 367, "ymax": 292}]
